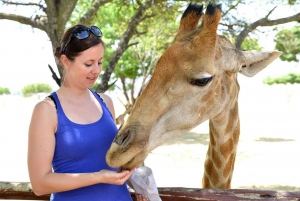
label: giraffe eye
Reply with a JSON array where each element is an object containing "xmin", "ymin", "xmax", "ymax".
[{"xmin": 189, "ymin": 76, "xmax": 214, "ymax": 87}]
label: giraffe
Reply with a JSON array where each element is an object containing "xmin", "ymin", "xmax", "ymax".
[{"xmin": 106, "ymin": 3, "xmax": 281, "ymax": 188}]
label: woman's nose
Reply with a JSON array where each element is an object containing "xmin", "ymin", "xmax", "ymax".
[{"xmin": 92, "ymin": 64, "xmax": 101, "ymax": 74}]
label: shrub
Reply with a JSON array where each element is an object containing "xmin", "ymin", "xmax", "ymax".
[
  {"xmin": 22, "ymin": 83, "xmax": 52, "ymax": 97},
  {"xmin": 0, "ymin": 87, "xmax": 10, "ymax": 95},
  {"xmin": 263, "ymin": 73, "xmax": 300, "ymax": 85}
]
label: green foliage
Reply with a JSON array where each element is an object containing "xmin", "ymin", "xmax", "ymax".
[
  {"xmin": 0, "ymin": 87, "xmax": 10, "ymax": 95},
  {"xmin": 229, "ymin": 36, "xmax": 262, "ymax": 50},
  {"xmin": 68, "ymin": 0, "xmax": 298, "ymax": 106},
  {"xmin": 240, "ymin": 38, "xmax": 262, "ymax": 51},
  {"xmin": 287, "ymin": 0, "xmax": 299, "ymax": 5},
  {"xmin": 263, "ymin": 73, "xmax": 300, "ymax": 85},
  {"xmin": 93, "ymin": 1, "xmax": 183, "ymax": 75},
  {"xmin": 275, "ymin": 26, "xmax": 300, "ymax": 62},
  {"xmin": 70, "ymin": 1, "xmax": 184, "ymax": 97},
  {"xmin": 22, "ymin": 83, "xmax": 52, "ymax": 97}
]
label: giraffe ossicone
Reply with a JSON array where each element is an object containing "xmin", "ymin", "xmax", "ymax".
[{"xmin": 106, "ymin": 2, "xmax": 281, "ymax": 189}]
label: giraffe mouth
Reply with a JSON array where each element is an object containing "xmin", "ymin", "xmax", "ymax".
[
  {"xmin": 116, "ymin": 160, "xmax": 133, "ymax": 173},
  {"xmin": 106, "ymin": 137, "xmax": 148, "ymax": 169}
]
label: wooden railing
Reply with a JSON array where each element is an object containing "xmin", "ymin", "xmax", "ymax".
[{"xmin": 1, "ymin": 181, "xmax": 300, "ymax": 200}]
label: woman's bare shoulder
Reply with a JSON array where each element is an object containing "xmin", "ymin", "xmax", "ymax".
[
  {"xmin": 29, "ymin": 97, "xmax": 58, "ymax": 135},
  {"xmin": 97, "ymin": 93, "xmax": 116, "ymax": 121},
  {"xmin": 97, "ymin": 93, "xmax": 115, "ymax": 110},
  {"xmin": 98, "ymin": 93, "xmax": 113, "ymax": 104},
  {"xmin": 34, "ymin": 97, "xmax": 56, "ymax": 112},
  {"xmin": 31, "ymin": 97, "xmax": 57, "ymax": 125}
]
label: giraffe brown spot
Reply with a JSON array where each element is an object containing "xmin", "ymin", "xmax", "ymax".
[
  {"xmin": 199, "ymin": 106, "xmax": 206, "ymax": 117},
  {"xmin": 214, "ymin": 113, "xmax": 227, "ymax": 125},
  {"xmin": 202, "ymin": 174, "xmax": 210, "ymax": 188},
  {"xmin": 226, "ymin": 177, "xmax": 232, "ymax": 188},
  {"xmin": 225, "ymin": 119, "xmax": 234, "ymax": 135},
  {"xmin": 221, "ymin": 85, "xmax": 226, "ymax": 94},
  {"xmin": 215, "ymin": 45, "xmax": 222, "ymax": 60},
  {"xmin": 220, "ymin": 138, "xmax": 233, "ymax": 159},
  {"xmin": 225, "ymin": 104, "xmax": 238, "ymax": 135},
  {"xmin": 212, "ymin": 148, "xmax": 222, "ymax": 169},
  {"xmin": 201, "ymin": 90, "xmax": 214, "ymax": 103},
  {"xmin": 223, "ymin": 153, "xmax": 236, "ymax": 178},
  {"xmin": 204, "ymin": 159, "xmax": 220, "ymax": 185},
  {"xmin": 233, "ymin": 121, "xmax": 240, "ymax": 144},
  {"xmin": 205, "ymin": 159, "xmax": 213, "ymax": 175},
  {"xmin": 211, "ymin": 165, "xmax": 220, "ymax": 185},
  {"xmin": 209, "ymin": 129, "xmax": 216, "ymax": 146}
]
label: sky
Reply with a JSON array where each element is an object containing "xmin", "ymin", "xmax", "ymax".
[
  {"xmin": 0, "ymin": 20, "xmax": 59, "ymax": 94},
  {"xmin": 0, "ymin": 2, "xmax": 299, "ymax": 94}
]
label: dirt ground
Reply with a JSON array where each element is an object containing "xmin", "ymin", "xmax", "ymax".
[{"xmin": 0, "ymin": 81, "xmax": 299, "ymax": 191}]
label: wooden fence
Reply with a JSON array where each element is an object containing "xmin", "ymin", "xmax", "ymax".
[{"xmin": 0, "ymin": 181, "xmax": 300, "ymax": 200}]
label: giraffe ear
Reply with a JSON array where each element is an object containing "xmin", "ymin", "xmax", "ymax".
[{"xmin": 239, "ymin": 50, "xmax": 282, "ymax": 77}]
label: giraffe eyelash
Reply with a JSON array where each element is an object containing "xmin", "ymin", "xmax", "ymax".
[{"xmin": 189, "ymin": 75, "xmax": 214, "ymax": 87}]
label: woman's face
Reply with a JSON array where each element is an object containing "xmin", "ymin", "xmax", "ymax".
[{"xmin": 63, "ymin": 43, "xmax": 104, "ymax": 89}]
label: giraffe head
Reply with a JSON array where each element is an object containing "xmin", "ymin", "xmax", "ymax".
[{"xmin": 106, "ymin": 3, "xmax": 281, "ymax": 170}]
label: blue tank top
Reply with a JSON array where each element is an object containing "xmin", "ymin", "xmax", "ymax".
[{"xmin": 50, "ymin": 91, "xmax": 132, "ymax": 201}]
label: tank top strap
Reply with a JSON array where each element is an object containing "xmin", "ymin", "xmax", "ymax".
[
  {"xmin": 89, "ymin": 89, "xmax": 115, "ymax": 121},
  {"xmin": 47, "ymin": 94, "xmax": 57, "ymax": 110},
  {"xmin": 50, "ymin": 92, "xmax": 63, "ymax": 112}
]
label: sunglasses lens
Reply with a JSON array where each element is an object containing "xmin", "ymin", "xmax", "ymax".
[
  {"xmin": 90, "ymin": 26, "xmax": 102, "ymax": 37},
  {"xmin": 62, "ymin": 26, "xmax": 102, "ymax": 54},
  {"xmin": 74, "ymin": 27, "xmax": 90, "ymax": 40}
]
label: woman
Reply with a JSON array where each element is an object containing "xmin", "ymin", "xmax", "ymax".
[{"xmin": 28, "ymin": 24, "xmax": 147, "ymax": 201}]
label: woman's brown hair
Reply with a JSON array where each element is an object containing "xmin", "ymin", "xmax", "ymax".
[
  {"xmin": 54, "ymin": 25, "xmax": 104, "ymax": 85},
  {"xmin": 54, "ymin": 24, "xmax": 104, "ymax": 61}
]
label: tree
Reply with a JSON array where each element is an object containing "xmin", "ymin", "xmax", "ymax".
[
  {"xmin": 263, "ymin": 73, "xmax": 300, "ymax": 85},
  {"xmin": 275, "ymin": 25, "xmax": 300, "ymax": 62},
  {"xmin": 1, "ymin": 0, "xmax": 300, "ymax": 122},
  {"xmin": 0, "ymin": 87, "xmax": 10, "ymax": 95},
  {"xmin": 0, "ymin": 0, "xmax": 185, "ymax": 91},
  {"xmin": 90, "ymin": 1, "xmax": 182, "ymax": 114},
  {"xmin": 0, "ymin": 0, "xmax": 106, "ymax": 86},
  {"xmin": 1, "ymin": 0, "xmax": 299, "ymax": 88},
  {"xmin": 225, "ymin": 1, "xmax": 300, "ymax": 49},
  {"xmin": 22, "ymin": 83, "xmax": 52, "ymax": 97}
]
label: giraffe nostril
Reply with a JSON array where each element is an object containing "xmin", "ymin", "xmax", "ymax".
[
  {"xmin": 114, "ymin": 130, "xmax": 129, "ymax": 146},
  {"xmin": 121, "ymin": 133, "xmax": 129, "ymax": 144}
]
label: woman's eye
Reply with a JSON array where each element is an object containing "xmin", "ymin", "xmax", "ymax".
[
  {"xmin": 98, "ymin": 62, "xmax": 102, "ymax": 66},
  {"xmin": 85, "ymin": 63, "xmax": 92, "ymax": 67},
  {"xmin": 190, "ymin": 76, "xmax": 214, "ymax": 87}
]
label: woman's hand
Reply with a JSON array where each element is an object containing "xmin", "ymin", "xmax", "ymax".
[
  {"xmin": 136, "ymin": 194, "xmax": 149, "ymax": 201},
  {"xmin": 98, "ymin": 169, "xmax": 135, "ymax": 185}
]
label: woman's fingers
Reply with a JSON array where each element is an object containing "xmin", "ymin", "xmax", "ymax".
[
  {"xmin": 98, "ymin": 169, "xmax": 134, "ymax": 185},
  {"xmin": 136, "ymin": 194, "xmax": 148, "ymax": 201},
  {"xmin": 117, "ymin": 168, "xmax": 134, "ymax": 181}
]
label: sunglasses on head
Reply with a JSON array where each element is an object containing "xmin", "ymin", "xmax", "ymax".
[{"xmin": 62, "ymin": 25, "xmax": 102, "ymax": 54}]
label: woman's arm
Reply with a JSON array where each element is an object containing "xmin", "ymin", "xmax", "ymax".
[{"xmin": 27, "ymin": 99, "xmax": 133, "ymax": 196}]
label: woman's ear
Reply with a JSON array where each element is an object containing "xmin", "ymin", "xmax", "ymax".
[{"xmin": 60, "ymin": 55, "xmax": 70, "ymax": 70}]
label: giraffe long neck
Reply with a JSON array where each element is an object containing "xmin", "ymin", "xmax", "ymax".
[{"xmin": 202, "ymin": 102, "xmax": 240, "ymax": 189}]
